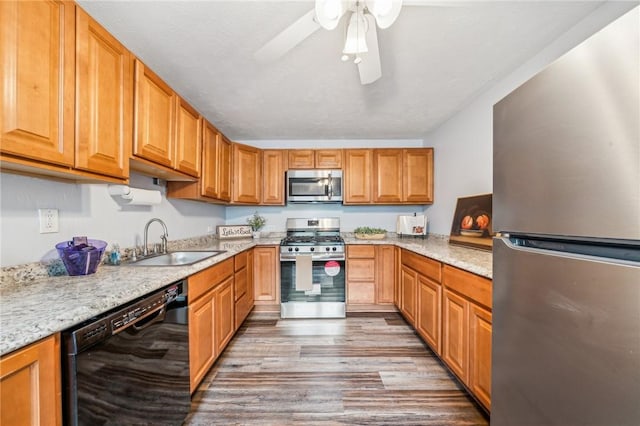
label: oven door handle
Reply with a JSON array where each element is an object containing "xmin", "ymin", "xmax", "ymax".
[{"xmin": 280, "ymin": 256, "xmax": 345, "ymax": 262}]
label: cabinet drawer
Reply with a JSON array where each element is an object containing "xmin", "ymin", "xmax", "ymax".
[
  {"xmin": 234, "ymin": 250, "xmax": 247, "ymax": 272},
  {"xmin": 443, "ymin": 265, "xmax": 492, "ymax": 309},
  {"xmin": 402, "ymin": 250, "xmax": 441, "ymax": 282},
  {"xmin": 189, "ymin": 258, "xmax": 234, "ymax": 301},
  {"xmin": 348, "ymin": 245, "xmax": 375, "ymax": 258},
  {"xmin": 347, "ymin": 259, "xmax": 375, "ymax": 281}
]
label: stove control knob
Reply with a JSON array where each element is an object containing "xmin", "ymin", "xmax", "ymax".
[
  {"xmin": 288, "ymin": 247, "xmax": 293, "ymax": 252},
  {"xmin": 310, "ymin": 247, "xmax": 315, "ymax": 252},
  {"xmin": 332, "ymin": 247, "xmax": 337, "ymax": 251},
  {"xmin": 294, "ymin": 247, "xmax": 299, "ymax": 252},
  {"xmin": 325, "ymin": 247, "xmax": 330, "ymax": 252}
]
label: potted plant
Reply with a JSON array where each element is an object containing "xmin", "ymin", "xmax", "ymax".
[
  {"xmin": 354, "ymin": 226, "xmax": 387, "ymax": 240},
  {"xmin": 247, "ymin": 212, "xmax": 266, "ymax": 238}
]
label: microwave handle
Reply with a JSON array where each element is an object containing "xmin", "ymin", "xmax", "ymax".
[{"xmin": 327, "ymin": 174, "xmax": 333, "ymax": 200}]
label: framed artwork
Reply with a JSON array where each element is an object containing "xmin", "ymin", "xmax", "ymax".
[{"xmin": 449, "ymin": 193, "xmax": 493, "ymax": 251}]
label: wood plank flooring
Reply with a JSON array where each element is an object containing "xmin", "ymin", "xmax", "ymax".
[{"xmin": 185, "ymin": 312, "xmax": 489, "ymax": 425}]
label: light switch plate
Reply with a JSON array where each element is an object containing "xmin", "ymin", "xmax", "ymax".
[{"xmin": 39, "ymin": 208, "xmax": 59, "ymax": 233}]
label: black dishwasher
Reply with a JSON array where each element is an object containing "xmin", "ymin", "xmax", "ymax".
[{"xmin": 62, "ymin": 280, "xmax": 190, "ymax": 425}]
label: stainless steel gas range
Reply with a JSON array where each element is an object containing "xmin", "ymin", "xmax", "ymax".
[{"xmin": 280, "ymin": 218, "xmax": 346, "ymax": 318}]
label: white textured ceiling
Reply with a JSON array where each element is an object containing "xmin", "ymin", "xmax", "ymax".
[{"xmin": 77, "ymin": 0, "xmax": 604, "ymax": 141}]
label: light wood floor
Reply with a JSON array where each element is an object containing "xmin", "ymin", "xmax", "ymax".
[{"xmin": 185, "ymin": 312, "xmax": 489, "ymax": 425}]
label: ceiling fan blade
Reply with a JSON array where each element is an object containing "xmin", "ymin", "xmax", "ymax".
[
  {"xmin": 403, "ymin": 0, "xmax": 463, "ymax": 6},
  {"xmin": 254, "ymin": 9, "xmax": 321, "ymax": 64},
  {"xmin": 357, "ymin": 14, "xmax": 382, "ymax": 85}
]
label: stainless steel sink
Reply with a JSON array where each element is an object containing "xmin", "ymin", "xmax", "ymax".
[{"xmin": 127, "ymin": 250, "xmax": 226, "ymax": 266}]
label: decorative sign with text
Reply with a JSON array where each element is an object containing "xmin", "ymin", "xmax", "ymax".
[{"xmin": 217, "ymin": 225, "xmax": 253, "ymax": 239}]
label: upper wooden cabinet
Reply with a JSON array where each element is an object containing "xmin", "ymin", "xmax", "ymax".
[
  {"xmin": 288, "ymin": 149, "xmax": 342, "ymax": 169},
  {"xmin": 75, "ymin": 7, "xmax": 131, "ymax": 180},
  {"xmin": 1, "ymin": 1, "xmax": 129, "ymax": 183},
  {"xmin": 288, "ymin": 150, "xmax": 314, "ymax": 169},
  {"xmin": 345, "ymin": 148, "xmax": 433, "ymax": 205},
  {"xmin": 166, "ymin": 120, "xmax": 230, "ymax": 203},
  {"xmin": 373, "ymin": 149, "xmax": 404, "ymax": 203},
  {"xmin": 344, "ymin": 149, "xmax": 372, "ymax": 204},
  {"xmin": 174, "ymin": 97, "xmax": 202, "ymax": 177},
  {"xmin": 231, "ymin": 142, "xmax": 261, "ymax": 204},
  {"xmin": 0, "ymin": 334, "xmax": 62, "ymax": 426},
  {"xmin": 133, "ymin": 60, "xmax": 175, "ymax": 167},
  {"xmin": 262, "ymin": 149, "xmax": 287, "ymax": 205},
  {"xmin": 132, "ymin": 59, "xmax": 197, "ymax": 181},
  {"xmin": 373, "ymin": 148, "xmax": 434, "ymax": 204},
  {"xmin": 0, "ymin": 0, "xmax": 75, "ymax": 167}
]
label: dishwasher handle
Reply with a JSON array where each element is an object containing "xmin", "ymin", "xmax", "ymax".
[{"xmin": 112, "ymin": 302, "xmax": 166, "ymax": 335}]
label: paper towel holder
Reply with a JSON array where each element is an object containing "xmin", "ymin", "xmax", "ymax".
[{"xmin": 108, "ymin": 185, "xmax": 162, "ymax": 206}]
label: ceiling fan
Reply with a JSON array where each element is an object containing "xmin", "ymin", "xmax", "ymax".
[{"xmin": 254, "ymin": 0, "xmax": 405, "ymax": 85}]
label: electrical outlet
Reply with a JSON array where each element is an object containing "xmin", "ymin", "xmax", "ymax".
[
  {"xmin": 38, "ymin": 208, "xmax": 59, "ymax": 233},
  {"xmin": 207, "ymin": 225, "xmax": 214, "ymax": 234}
]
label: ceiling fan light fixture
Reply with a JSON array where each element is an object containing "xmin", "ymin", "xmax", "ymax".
[
  {"xmin": 315, "ymin": 0, "xmax": 347, "ymax": 30},
  {"xmin": 341, "ymin": 54, "xmax": 350, "ymax": 62},
  {"xmin": 342, "ymin": 11, "xmax": 368, "ymax": 55},
  {"xmin": 365, "ymin": 0, "xmax": 403, "ymax": 29}
]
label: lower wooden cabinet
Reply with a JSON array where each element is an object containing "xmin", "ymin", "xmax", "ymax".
[
  {"xmin": 346, "ymin": 245, "xmax": 396, "ymax": 307},
  {"xmin": 417, "ymin": 275, "xmax": 442, "ymax": 354},
  {"xmin": 469, "ymin": 304, "xmax": 492, "ymax": 410},
  {"xmin": 0, "ymin": 334, "xmax": 62, "ymax": 426},
  {"xmin": 214, "ymin": 276, "xmax": 235, "ymax": 354},
  {"xmin": 442, "ymin": 289, "xmax": 469, "ymax": 381},
  {"xmin": 187, "ymin": 257, "xmax": 234, "ymax": 392},
  {"xmin": 234, "ymin": 249, "xmax": 255, "ymax": 329},
  {"xmin": 398, "ymin": 249, "xmax": 491, "ymax": 412},
  {"xmin": 254, "ymin": 246, "xmax": 279, "ymax": 304},
  {"xmin": 188, "ymin": 288, "xmax": 216, "ymax": 393},
  {"xmin": 441, "ymin": 264, "xmax": 493, "ymax": 411}
]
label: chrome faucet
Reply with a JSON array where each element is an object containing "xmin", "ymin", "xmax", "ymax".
[{"xmin": 143, "ymin": 218, "xmax": 168, "ymax": 256}]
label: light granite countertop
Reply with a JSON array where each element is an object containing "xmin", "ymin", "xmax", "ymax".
[{"xmin": 0, "ymin": 234, "xmax": 491, "ymax": 356}]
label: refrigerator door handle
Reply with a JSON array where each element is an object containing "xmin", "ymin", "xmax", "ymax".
[{"xmin": 497, "ymin": 236, "xmax": 640, "ymax": 266}]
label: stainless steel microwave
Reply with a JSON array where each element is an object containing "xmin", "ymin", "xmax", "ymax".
[{"xmin": 286, "ymin": 170, "xmax": 343, "ymax": 203}]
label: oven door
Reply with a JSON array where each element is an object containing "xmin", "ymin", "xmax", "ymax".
[{"xmin": 280, "ymin": 257, "xmax": 346, "ymax": 319}]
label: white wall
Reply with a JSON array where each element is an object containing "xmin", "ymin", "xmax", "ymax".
[
  {"xmin": 423, "ymin": 1, "xmax": 636, "ymax": 236},
  {"xmin": 0, "ymin": 172, "xmax": 225, "ymax": 266}
]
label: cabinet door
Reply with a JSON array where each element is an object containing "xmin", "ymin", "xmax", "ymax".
[
  {"xmin": 469, "ymin": 303, "xmax": 492, "ymax": 410},
  {"xmin": 417, "ymin": 275, "xmax": 442, "ymax": 354},
  {"xmin": 373, "ymin": 149, "xmax": 403, "ymax": 203},
  {"xmin": 288, "ymin": 149, "xmax": 314, "ymax": 169},
  {"xmin": 75, "ymin": 7, "xmax": 131, "ymax": 179},
  {"xmin": 400, "ymin": 265, "xmax": 417, "ymax": 325},
  {"xmin": 218, "ymin": 135, "xmax": 232, "ymax": 201},
  {"xmin": 232, "ymin": 143, "xmax": 261, "ymax": 204},
  {"xmin": 315, "ymin": 149, "xmax": 342, "ymax": 168},
  {"xmin": 0, "ymin": 334, "xmax": 61, "ymax": 426},
  {"xmin": 376, "ymin": 245, "xmax": 396, "ymax": 304},
  {"xmin": 175, "ymin": 97, "xmax": 201, "ymax": 177},
  {"xmin": 403, "ymin": 148, "xmax": 434, "ymax": 203},
  {"xmin": 394, "ymin": 247, "xmax": 402, "ymax": 307},
  {"xmin": 201, "ymin": 121, "xmax": 220, "ymax": 198},
  {"xmin": 0, "ymin": 0, "xmax": 74, "ymax": 166},
  {"xmin": 344, "ymin": 149, "xmax": 371, "ymax": 204},
  {"xmin": 188, "ymin": 290, "xmax": 215, "ymax": 393},
  {"xmin": 254, "ymin": 246, "xmax": 278, "ymax": 302},
  {"xmin": 262, "ymin": 150, "xmax": 287, "ymax": 205},
  {"xmin": 442, "ymin": 289, "xmax": 468, "ymax": 382},
  {"xmin": 215, "ymin": 277, "xmax": 235, "ymax": 353},
  {"xmin": 133, "ymin": 60, "xmax": 175, "ymax": 168}
]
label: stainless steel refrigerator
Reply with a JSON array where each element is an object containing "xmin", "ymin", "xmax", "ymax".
[{"xmin": 492, "ymin": 6, "xmax": 639, "ymax": 426}]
